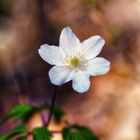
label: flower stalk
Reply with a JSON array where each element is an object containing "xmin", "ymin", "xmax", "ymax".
[{"xmin": 45, "ymin": 86, "xmax": 58, "ymax": 127}]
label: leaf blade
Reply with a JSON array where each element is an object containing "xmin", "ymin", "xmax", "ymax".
[
  {"xmin": 62, "ymin": 125, "xmax": 99, "ymax": 140},
  {"xmin": 33, "ymin": 127, "xmax": 52, "ymax": 140},
  {"xmin": 0, "ymin": 124, "xmax": 27, "ymax": 140},
  {"xmin": 0, "ymin": 104, "xmax": 34, "ymax": 125}
]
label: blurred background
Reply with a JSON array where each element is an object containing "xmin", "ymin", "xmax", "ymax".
[{"xmin": 0, "ymin": 0, "xmax": 140, "ymax": 139}]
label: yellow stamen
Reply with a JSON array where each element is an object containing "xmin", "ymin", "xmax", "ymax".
[{"xmin": 70, "ymin": 57, "xmax": 79, "ymax": 67}]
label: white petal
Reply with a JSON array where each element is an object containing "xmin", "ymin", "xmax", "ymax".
[
  {"xmin": 38, "ymin": 44, "xmax": 65, "ymax": 66},
  {"xmin": 81, "ymin": 35, "xmax": 105, "ymax": 60},
  {"xmin": 59, "ymin": 27, "xmax": 81, "ymax": 55},
  {"xmin": 86, "ymin": 57, "xmax": 110, "ymax": 76},
  {"xmin": 49, "ymin": 66, "xmax": 74, "ymax": 85},
  {"xmin": 72, "ymin": 71, "xmax": 90, "ymax": 93}
]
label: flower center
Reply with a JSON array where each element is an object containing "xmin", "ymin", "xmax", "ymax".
[
  {"xmin": 64, "ymin": 53, "xmax": 86, "ymax": 69},
  {"xmin": 70, "ymin": 57, "xmax": 79, "ymax": 67}
]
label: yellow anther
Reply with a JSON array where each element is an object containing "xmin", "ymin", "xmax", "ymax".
[{"xmin": 70, "ymin": 57, "xmax": 79, "ymax": 67}]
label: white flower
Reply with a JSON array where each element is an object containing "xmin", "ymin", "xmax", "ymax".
[{"xmin": 38, "ymin": 27, "xmax": 110, "ymax": 93}]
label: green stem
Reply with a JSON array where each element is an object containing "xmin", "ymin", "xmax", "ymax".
[{"xmin": 45, "ymin": 86, "xmax": 58, "ymax": 127}]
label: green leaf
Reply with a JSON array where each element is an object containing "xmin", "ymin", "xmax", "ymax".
[
  {"xmin": 33, "ymin": 127, "xmax": 52, "ymax": 140},
  {"xmin": 75, "ymin": 126, "xmax": 99, "ymax": 140},
  {"xmin": 63, "ymin": 128, "xmax": 83, "ymax": 140},
  {"xmin": 53, "ymin": 106, "xmax": 64, "ymax": 123},
  {"xmin": 72, "ymin": 131, "xmax": 85, "ymax": 140},
  {"xmin": 0, "ymin": 104, "xmax": 34, "ymax": 125},
  {"xmin": 62, "ymin": 128, "xmax": 72, "ymax": 140},
  {"xmin": 0, "ymin": 103, "xmax": 64, "ymax": 126},
  {"xmin": 16, "ymin": 136, "xmax": 27, "ymax": 140},
  {"xmin": 62, "ymin": 125, "xmax": 99, "ymax": 140},
  {"xmin": 0, "ymin": 124, "xmax": 27, "ymax": 140}
]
